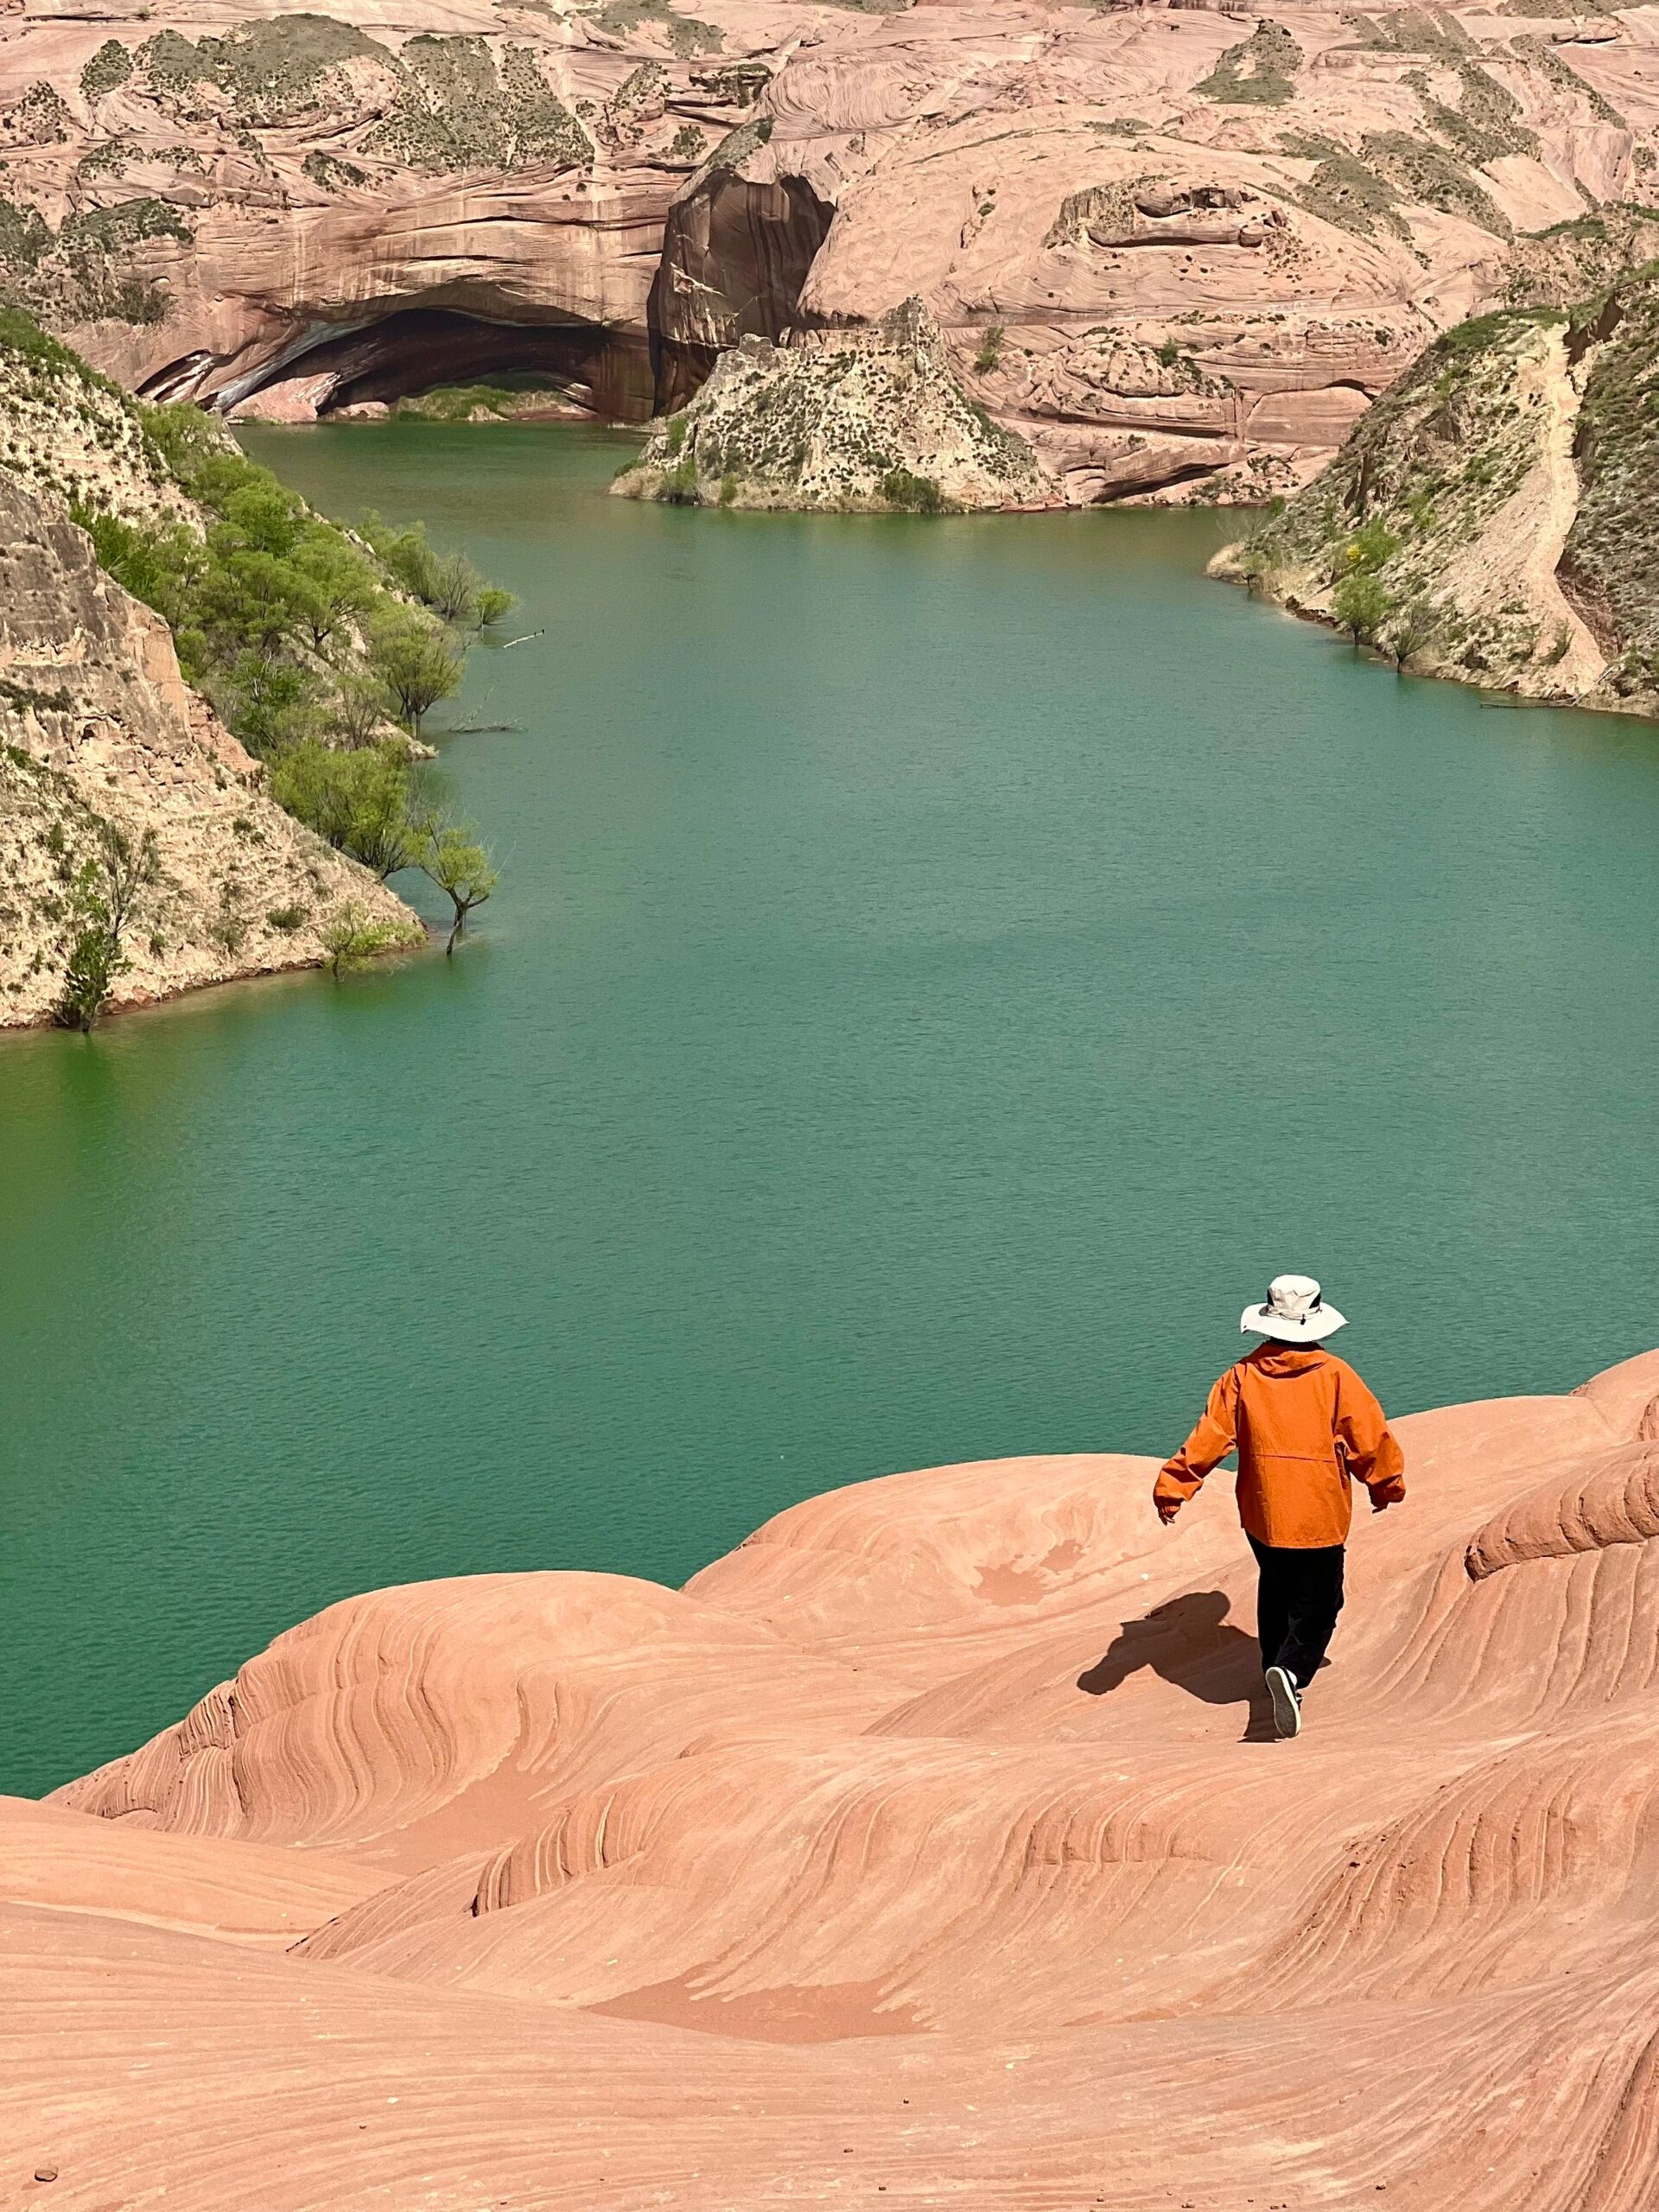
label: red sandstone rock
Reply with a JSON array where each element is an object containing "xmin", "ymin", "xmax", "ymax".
[
  {"xmin": 10, "ymin": 1347, "xmax": 1659, "ymax": 2206},
  {"xmin": 2, "ymin": 3, "xmax": 1656, "ymax": 496}
]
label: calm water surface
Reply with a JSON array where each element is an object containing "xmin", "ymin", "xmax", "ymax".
[{"xmin": 4, "ymin": 423, "xmax": 1658, "ymax": 1794}]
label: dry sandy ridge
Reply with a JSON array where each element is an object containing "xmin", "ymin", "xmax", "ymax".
[
  {"xmin": 2, "ymin": 0, "xmax": 1658, "ymax": 494},
  {"xmin": 7, "ymin": 1344, "xmax": 1659, "ymax": 2206}
]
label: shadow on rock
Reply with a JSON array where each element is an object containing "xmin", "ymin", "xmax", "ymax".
[{"xmin": 1078, "ymin": 1591, "xmax": 1274, "ymax": 1737}]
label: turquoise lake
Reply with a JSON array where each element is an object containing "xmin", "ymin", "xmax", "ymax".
[{"xmin": 3, "ymin": 420, "xmax": 1657, "ymax": 1796}]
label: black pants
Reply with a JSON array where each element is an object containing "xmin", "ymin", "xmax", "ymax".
[{"xmin": 1248, "ymin": 1535, "xmax": 1345, "ymax": 1688}]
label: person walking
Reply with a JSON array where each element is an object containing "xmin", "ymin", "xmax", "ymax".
[{"xmin": 1153, "ymin": 1274, "xmax": 1405, "ymax": 1738}]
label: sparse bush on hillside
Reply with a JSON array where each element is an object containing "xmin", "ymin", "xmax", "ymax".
[
  {"xmin": 880, "ymin": 468, "xmax": 948, "ymax": 514},
  {"xmin": 53, "ymin": 819, "xmax": 160, "ymax": 1033}
]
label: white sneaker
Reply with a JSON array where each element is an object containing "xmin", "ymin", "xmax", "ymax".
[{"xmin": 1266, "ymin": 1665, "xmax": 1302, "ymax": 1739}]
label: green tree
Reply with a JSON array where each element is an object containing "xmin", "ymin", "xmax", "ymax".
[
  {"xmin": 219, "ymin": 480, "xmax": 303, "ymax": 559},
  {"xmin": 267, "ymin": 741, "xmax": 423, "ymax": 877},
  {"xmin": 54, "ymin": 819, "xmax": 161, "ymax": 1033},
  {"xmin": 418, "ymin": 816, "xmax": 498, "ymax": 953},
  {"xmin": 426, "ymin": 551, "xmax": 482, "ymax": 626},
  {"xmin": 321, "ymin": 900, "xmax": 405, "ymax": 977},
  {"xmin": 196, "ymin": 547, "xmax": 310, "ymax": 657},
  {"xmin": 213, "ymin": 652, "xmax": 315, "ymax": 754},
  {"xmin": 1382, "ymin": 597, "xmax": 1440, "ymax": 670},
  {"xmin": 1332, "ymin": 569, "xmax": 1394, "ymax": 650},
  {"xmin": 69, "ymin": 505, "xmax": 202, "ymax": 632},
  {"xmin": 289, "ymin": 528, "xmax": 379, "ymax": 653},
  {"xmin": 369, "ymin": 611, "xmax": 461, "ymax": 737},
  {"xmin": 359, "ymin": 511, "xmax": 442, "ymax": 603},
  {"xmin": 328, "ymin": 674, "xmax": 391, "ymax": 747}
]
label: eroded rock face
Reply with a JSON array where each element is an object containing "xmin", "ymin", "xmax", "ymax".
[
  {"xmin": 0, "ymin": 470, "xmax": 421, "ymax": 1027},
  {"xmin": 19, "ymin": 1347, "xmax": 1659, "ymax": 2206},
  {"xmin": 613, "ymin": 297, "xmax": 1052, "ymax": 509},
  {"xmin": 1212, "ymin": 260, "xmax": 1659, "ymax": 715},
  {"xmin": 3, "ymin": 3, "xmax": 1657, "ymax": 492}
]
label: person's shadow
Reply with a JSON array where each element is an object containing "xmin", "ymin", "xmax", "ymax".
[{"xmin": 1077, "ymin": 1592, "xmax": 1275, "ymax": 1740}]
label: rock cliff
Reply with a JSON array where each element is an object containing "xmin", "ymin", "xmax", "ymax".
[
  {"xmin": 13, "ymin": 1346, "xmax": 1659, "ymax": 2206},
  {"xmin": 3, "ymin": 3, "xmax": 1658, "ymax": 498},
  {"xmin": 1211, "ymin": 257, "xmax": 1659, "ymax": 713},
  {"xmin": 0, "ymin": 467, "xmax": 420, "ymax": 1027},
  {"xmin": 0, "ymin": 314, "xmax": 454, "ymax": 1027},
  {"xmin": 613, "ymin": 297, "xmax": 1052, "ymax": 508}
]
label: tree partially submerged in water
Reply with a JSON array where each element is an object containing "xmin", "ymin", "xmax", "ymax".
[
  {"xmin": 366, "ymin": 611, "xmax": 462, "ymax": 739},
  {"xmin": 418, "ymin": 813, "xmax": 498, "ymax": 953},
  {"xmin": 321, "ymin": 900, "xmax": 408, "ymax": 978}
]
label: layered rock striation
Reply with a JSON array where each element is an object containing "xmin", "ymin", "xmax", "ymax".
[
  {"xmin": 1211, "ymin": 257, "xmax": 1659, "ymax": 713},
  {"xmin": 3, "ymin": 3, "xmax": 1659, "ymax": 496},
  {"xmin": 13, "ymin": 1346, "xmax": 1659, "ymax": 2204}
]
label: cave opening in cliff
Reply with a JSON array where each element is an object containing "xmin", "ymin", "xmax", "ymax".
[{"xmin": 210, "ymin": 308, "xmax": 660, "ymax": 424}]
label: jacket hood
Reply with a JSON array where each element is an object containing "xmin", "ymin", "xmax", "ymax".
[{"xmin": 1248, "ymin": 1343, "xmax": 1332, "ymax": 1379}]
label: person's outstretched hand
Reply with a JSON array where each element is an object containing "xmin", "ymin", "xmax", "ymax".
[{"xmin": 1156, "ymin": 1498, "xmax": 1180, "ymax": 1526}]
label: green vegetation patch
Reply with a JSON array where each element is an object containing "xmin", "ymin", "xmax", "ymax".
[
  {"xmin": 365, "ymin": 35, "xmax": 591, "ymax": 172},
  {"xmin": 302, "ymin": 149, "xmax": 369, "ymax": 192},
  {"xmin": 593, "ymin": 0, "xmax": 724, "ymax": 55},
  {"xmin": 80, "ymin": 41, "xmax": 135, "ymax": 100},
  {"xmin": 0, "ymin": 196, "xmax": 190, "ymax": 326},
  {"xmin": 4, "ymin": 82, "xmax": 72, "ymax": 144},
  {"xmin": 1362, "ymin": 130, "xmax": 1510, "ymax": 238},
  {"xmin": 1281, "ymin": 133, "xmax": 1410, "ymax": 243},
  {"xmin": 695, "ymin": 61, "xmax": 770, "ymax": 107},
  {"xmin": 1559, "ymin": 268, "xmax": 1659, "ymax": 696},
  {"xmin": 133, "ymin": 17, "xmax": 391, "ymax": 126},
  {"xmin": 1406, "ymin": 62, "xmax": 1538, "ymax": 168},
  {"xmin": 1340, "ymin": 9, "xmax": 1472, "ymax": 60},
  {"xmin": 699, "ymin": 114, "xmax": 772, "ymax": 174},
  {"xmin": 1196, "ymin": 22, "xmax": 1304, "ymax": 105}
]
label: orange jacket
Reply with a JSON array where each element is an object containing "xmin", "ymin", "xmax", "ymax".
[{"xmin": 1154, "ymin": 1343, "xmax": 1406, "ymax": 1548}]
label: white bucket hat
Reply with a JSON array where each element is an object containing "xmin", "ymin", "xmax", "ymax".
[{"xmin": 1241, "ymin": 1273, "xmax": 1346, "ymax": 1344}]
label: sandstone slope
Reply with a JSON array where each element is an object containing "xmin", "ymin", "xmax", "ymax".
[
  {"xmin": 1211, "ymin": 257, "xmax": 1659, "ymax": 714},
  {"xmin": 4, "ymin": 3, "xmax": 1659, "ymax": 499},
  {"xmin": 10, "ymin": 1346, "xmax": 1659, "ymax": 2205}
]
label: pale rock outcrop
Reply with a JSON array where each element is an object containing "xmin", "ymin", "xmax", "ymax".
[
  {"xmin": 16, "ymin": 1348, "xmax": 1659, "ymax": 2206},
  {"xmin": 613, "ymin": 296, "xmax": 1052, "ymax": 508},
  {"xmin": 0, "ymin": 470, "xmax": 422, "ymax": 1026},
  {"xmin": 3, "ymin": 3, "xmax": 1659, "ymax": 495}
]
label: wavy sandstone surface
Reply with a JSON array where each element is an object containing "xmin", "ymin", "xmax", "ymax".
[
  {"xmin": 3, "ymin": 2, "xmax": 1658, "ymax": 497},
  {"xmin": 5, "ymin": 1346, "xmax": 1659, "ymax": 2204}
]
